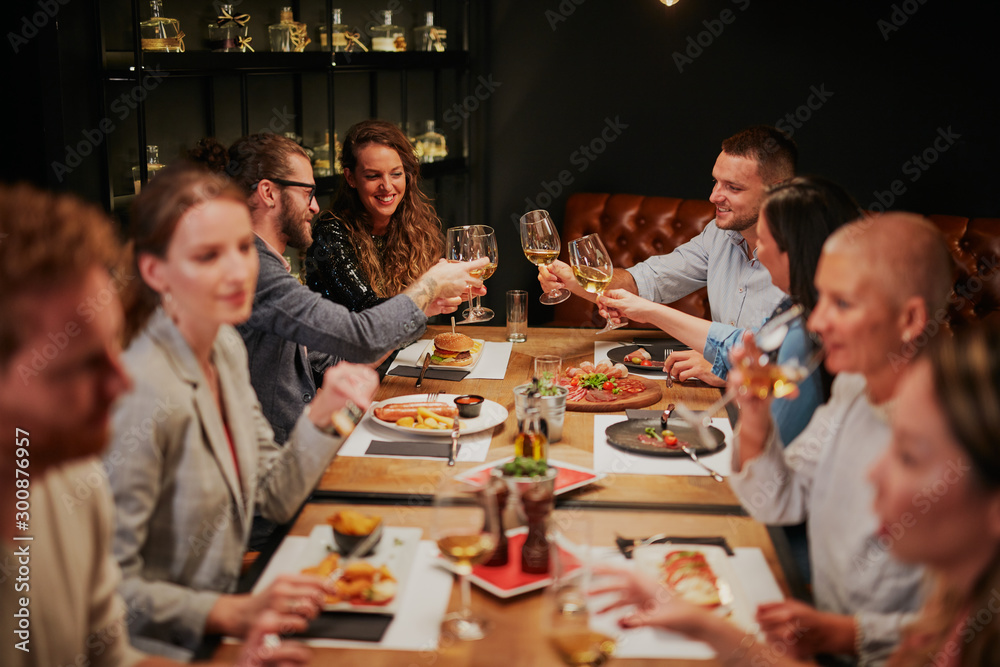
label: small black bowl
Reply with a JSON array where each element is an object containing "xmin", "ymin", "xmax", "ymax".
[
  {"xmin": 333, "ymin": 525, "xmax": 381, "ymax": 556},
  {"xmin": 454, "ymin": 394, "xmax": 485, "ymax": 418}
]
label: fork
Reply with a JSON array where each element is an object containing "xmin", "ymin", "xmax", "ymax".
[{"xmin": 426, "ymin": 391, "xmax": 439, "ymax": 403}]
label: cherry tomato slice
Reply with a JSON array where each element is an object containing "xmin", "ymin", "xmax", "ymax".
[
  {"xmin": 602, "ymin": 381, "xmax": 614, "ymax": 391},
  {"xmin": 570, "ymin": 377, "xmax": 579, "ymax": 386},
  {"xmin": 640, "ymin": 359, "xmax": 653, "ymax": 366}
]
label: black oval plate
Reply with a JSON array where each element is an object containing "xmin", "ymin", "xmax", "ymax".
[
  {"xmin": 607, "ymin": 342, "xmax": 690, "ymax": 372},
  {"xmin": 605, "ymin": 417, "xmax": 726, "ymax": 458}
]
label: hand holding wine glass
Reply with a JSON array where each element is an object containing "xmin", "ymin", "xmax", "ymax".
[
  {"xmin": 567, "ymin": 234, "xmax": 628, "ymax": 334},
  {"xmin": 672, "ymin": 304, "xmax": 824, "ymax": 454},
  {"xmin": 520, "ymin": 210, "xmax": 571, "ymax": 305},
  {"xmin": 432, "ymin": 479, "xmax": 500, "ymax": 641},
  {"xmin": 463, "ymin": 225, "xmax": 498, "ymax": 322},
  {"xmin": 447, "ymin": 225, "xmax": 496, "ymax": 324}
]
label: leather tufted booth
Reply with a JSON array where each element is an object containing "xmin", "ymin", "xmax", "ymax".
[{"xmin": 547, "ymin": 192, "xmax": 1000, "ymax": 329}]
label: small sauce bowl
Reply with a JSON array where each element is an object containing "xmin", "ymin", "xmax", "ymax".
[{"xmin": 454, "ymin": 394, "xmax": 484, "ymax": 418}]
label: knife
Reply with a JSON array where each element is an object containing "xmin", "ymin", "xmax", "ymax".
[
  {"xmin": 448, "ymin": 414, "xmax": 459, "ymax": 466},
  {"xmin": 680, "ymin": 443, "xmax": 725, "ymax": 482},
  {"xmin": 415, "ymin": 352, "xmax": 432, "ymax": 388}
]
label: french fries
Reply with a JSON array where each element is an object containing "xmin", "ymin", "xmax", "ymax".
[
  {"xmin": 393, "ymin": 407, "xmax": 459, "ymax": 430},
  {"xmin": 301, "ymin": 554, "xmax": 397, "ymax": 606},
  {"xmin": 417, "ymin": 407, "xmax": 454, "ymax": 428},
  {"xmin": 329, "ymin": 510, "xmax": 381, "ymax": 536}
]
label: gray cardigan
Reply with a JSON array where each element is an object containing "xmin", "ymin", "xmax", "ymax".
[
  {"xmin": 239, "ymin": 236, "xmax": 426, "ymax": 442},
  {"xmin": 106, "ymin": 310, "xmax": 345, "ymax": 656}
]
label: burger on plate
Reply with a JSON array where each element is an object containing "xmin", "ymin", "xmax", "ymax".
[{"xmin": 431, "ymin": 332, "xmax": 476, "ymax": 366}]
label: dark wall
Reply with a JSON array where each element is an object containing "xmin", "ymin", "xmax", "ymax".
[
  {"xmin": 6, "ymin": 0, "xmax": 998, "ymax": 327},
  {"xmin": 482, "ymin": 0, "xmax": 999, "ymax": 322}
]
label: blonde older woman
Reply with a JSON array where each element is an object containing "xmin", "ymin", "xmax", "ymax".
[{"xmin": 595, "ymin": 323, "xmax": 1000, "ymax": 667}]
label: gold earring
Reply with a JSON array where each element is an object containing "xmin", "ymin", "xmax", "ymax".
[{"xmin": 902, "ymin": 332, "xmax": 912, "ymax": 343}]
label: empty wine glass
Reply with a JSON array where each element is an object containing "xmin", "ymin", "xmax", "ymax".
[
  {"xmin": 567, "ymin": 234, "xmax": 628, "ymax": 334},
  {"xmin": 520, "ymin": 210, "xmax": 571, "ymax": 305},
  {"xmin": 432, "ymin": 479, "xmax": 500, "ymax": 641},
  {"xmin": 673, "ymin": 304, "xmax": 825, "ymax": 446},
  {"xmin": 462, "ymin": 225, "xmax": 497, "ymax": 322}
]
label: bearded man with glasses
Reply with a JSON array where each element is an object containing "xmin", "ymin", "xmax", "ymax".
[{"xmin": 189, "ymin": 134, "xmax": 486, "ymax": 548}]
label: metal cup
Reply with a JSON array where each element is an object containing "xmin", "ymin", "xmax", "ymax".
[{"xmin": 514, "ymin": 383, "xmax": 568, "ymax": 443}]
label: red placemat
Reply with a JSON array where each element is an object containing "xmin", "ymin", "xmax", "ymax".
[
  {"xmin": 469, "ymin": 531, "xmax": 582, "ymax": 598},
  {"xmin": 458, "ymin": 460, "xmax": 603, "ymax": 495}
]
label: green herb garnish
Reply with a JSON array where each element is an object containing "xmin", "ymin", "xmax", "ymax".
[
  {"xmin": 501, "ymin": 456, "xmax": 551, "ymax": 477},
  {"xmin": 579, "ymin": 373, "xmax": 610, "ymax": 390},
  {"xmin": 644, "ymin": 427, "xmax": 664, "ymax": 442}
]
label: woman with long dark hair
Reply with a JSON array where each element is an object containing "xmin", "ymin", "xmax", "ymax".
[{"xmin": 305, "ymin": 119, "xmax": 446, "ymax": 311}]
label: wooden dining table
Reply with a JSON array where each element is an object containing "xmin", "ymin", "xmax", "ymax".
[
  {"xmin": 216, "ymin": 326, "xmax": 798, "ymax": 666},
  {"xmin": 317, "ymin": 325, "xmax": 742, "ymax": 509},
  {"xmin": 218, "ymin": 503, "xmax": 790, "ymax": 667}
]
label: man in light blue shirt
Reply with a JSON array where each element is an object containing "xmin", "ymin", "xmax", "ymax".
[{"xmin": 540, "ymin": 126, "xmax": 793, "ymax": 385}]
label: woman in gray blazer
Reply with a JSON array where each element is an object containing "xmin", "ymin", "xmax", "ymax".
[{"xmin": 105, "ymin": 163, "xmax": 380, "ymax": 658}]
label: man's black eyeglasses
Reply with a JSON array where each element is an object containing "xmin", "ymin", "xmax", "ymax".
[{"xmin": 257, "ymin": 177, "xmax": 316, "ymax": 203}]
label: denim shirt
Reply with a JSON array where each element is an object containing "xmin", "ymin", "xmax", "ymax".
[{"xmin": 705, "ymin": 299, "xmax": 824, "ymax": 443}]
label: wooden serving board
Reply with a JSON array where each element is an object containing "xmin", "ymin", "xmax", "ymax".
[{"xmin": 565, "ymin": 376, "xmax": 663, "ymax": 413}]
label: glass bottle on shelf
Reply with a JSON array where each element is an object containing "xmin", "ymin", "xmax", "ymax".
[
  {"xmin": 413, "ymin": 120, "xmax": 448, "ymax": 163},
  {"xmin": 269, "ymin": 6, "xmax": 310, "ymax": 52},
  {"xmin": 207, "ymin": 3, "xmax": 247, "ymax": 52},
  {"xmin": 140, "ymin": 0, "xmax": 185, "ymax": 52},
  {"xmin": 370, "ymin": 10, "xmax": 405, "ymax": 52},
  {"xmin": 413, "ymin": 11, "xmax": 446, "ymax": 52},
  {"xmin": 333, "ymin": 132, "xmax": 343, "ymax": 174},
  {"xmin": 318, "ymin": 8, "xmax": 349, "ymax": 52},
  {"xmin": 514, "ymin": 381, "xmax": 549, "ymax": 461},
  {"xmin": 132, "ymin": 145, "xmax": 164, "ymax": 194},
  {"xmin": 312, "ymin": 132, "xmax": 332, "ymax": 178}
]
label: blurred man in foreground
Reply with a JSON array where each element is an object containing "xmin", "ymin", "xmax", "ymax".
[{"xmin": 0, "ymin": 184, "xmax": 308, "ymax": 667}]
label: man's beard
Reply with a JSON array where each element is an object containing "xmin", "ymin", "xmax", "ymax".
[
  {"xmin": 280, "ymin": 190, "xmax": 313, "ymax": 250},
  {"xmin": 717, "ymin": 205, "xmax": 759, "ymax": 232}
]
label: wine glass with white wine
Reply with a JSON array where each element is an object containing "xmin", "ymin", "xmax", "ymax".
[
  {"xmin": 462, "ymin": 225, "xmax": 498, "ymax": 322},
  {"xmin": 546, "ymin": 516, "xmax": 617, "ymax": 666},
  {"xmin": 432, "ymin": 479, "xmax": 500, "ymax": 641},
  {"xmin": 567, "ymin": 233, "xmax": 628, "ymax": 334},
  {"xmin": 446, "ymin": 225, "xmax": 495, "ymax": 324},
  {"xmin": 520, "ymin": 210, "xmax": 571, "ymax": 305},
  {"xmin": 672, "ymin": 304, "xmax": 825, "ymax": 447}
]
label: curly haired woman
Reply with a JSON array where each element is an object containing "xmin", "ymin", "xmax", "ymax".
[{"xmin": 306, "ymin": 119, "xmax": 445, "ymax": 311}]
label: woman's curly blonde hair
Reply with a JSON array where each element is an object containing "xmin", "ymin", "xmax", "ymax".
[{"xmin": 330, "ymin": 120, "xmax": 444, "ymax": 297}]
